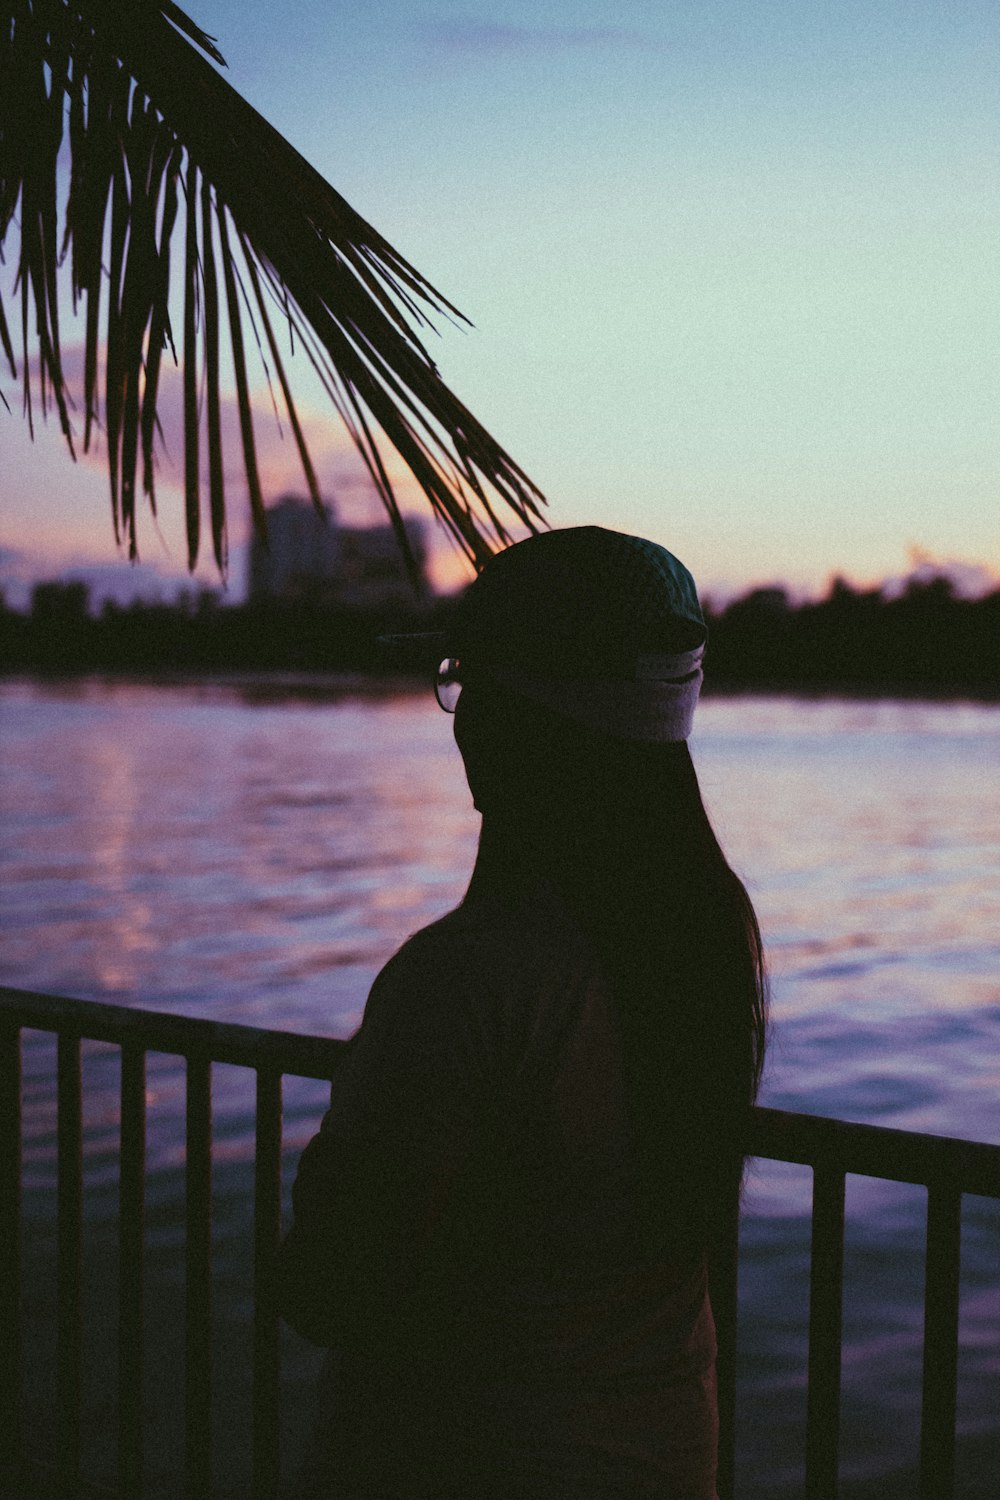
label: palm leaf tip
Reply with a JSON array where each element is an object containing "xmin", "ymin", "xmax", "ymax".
[
  {"xmin": 0, "ymin": 0, "xmax": 546, "ymax": 576},
  {"xmin": 158, "ymin": 2, "xmax": 226, "ymax": 65}
]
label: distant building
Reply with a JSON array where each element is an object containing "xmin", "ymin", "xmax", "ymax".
[
  {"xmin": 246, "ymin": 495, "xmax": 429, "ymax": 608},
  {"xmin": 246, "ymin": 495, "xmax": 339, "ymax": 601}
]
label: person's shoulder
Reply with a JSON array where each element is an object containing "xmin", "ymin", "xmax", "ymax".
[
  {"xmin": 371, "ymin": 902, "xmax": 516, "ymax": 1000},
  {"xmin": 374, "ymin": 887, "xmax": 596, "ymax": 1008},
  {"xmin": 355, "ymin": 891, "xmax": 606, "ymax": 1077},
  {"xmin": 355, "ymin": 906, "xmax": 508, "ymax": 1055}
]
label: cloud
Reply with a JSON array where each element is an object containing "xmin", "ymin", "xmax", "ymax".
[
  {"xmin": 5, "ymin": 344, "xmax": 477, "ymax": 599},
  {"xmin": 61, "ymin": 557, "xmax": 232, "ymax": 610},
  {"xmin": 880, "ymin": 546, "xmax": 1000, "ymax": 601},
  {"xmin": 20, "ymin": 343, "xmax": 427, "ymax": 539},
  {"xmin": 0, "ymin": 545, "xmax": 35, "ymax": 610},
  {"xmin": 0, "ymin": 535, "xmax": 233, "ymax": 612},
  {"xmin": 419, "ymin": 19, "xmax": 655, "ymax": 55}
]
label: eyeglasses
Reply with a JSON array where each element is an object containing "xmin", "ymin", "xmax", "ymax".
[{"xmin": 434, "ymin": 657, "xmax": 462, "ymax": 713}]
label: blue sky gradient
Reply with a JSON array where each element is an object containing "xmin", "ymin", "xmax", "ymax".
[{"xmin": 1, "ymin": 0, "xmax": 996, "ymax": 605}]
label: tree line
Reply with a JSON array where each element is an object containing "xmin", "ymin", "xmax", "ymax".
[{"xmin": 1, "ymin": 574, "xmax": 997, "ymax": 698}]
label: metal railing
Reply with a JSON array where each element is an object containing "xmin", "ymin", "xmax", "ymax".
[
  {"xmin": 721, "ymin": 1106, "xmax": 999, "ymax": 1500},
  {"xmin": 1, "ymin": 985, "xmax": 998, "ymax": 1500}
]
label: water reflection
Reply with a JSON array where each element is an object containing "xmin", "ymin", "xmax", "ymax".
[{"xmin": 1, "ymin": 679, "xmax": 998, "ymax": 1498}]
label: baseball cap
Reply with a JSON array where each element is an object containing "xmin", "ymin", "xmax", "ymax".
[{"xmin": 383, "ymin": 526, "xmax": 707, "ymax": 741}]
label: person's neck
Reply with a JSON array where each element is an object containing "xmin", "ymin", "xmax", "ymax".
[{"xmin": 464, "ymin": 815, "xmax": 534, "ymax": 906}]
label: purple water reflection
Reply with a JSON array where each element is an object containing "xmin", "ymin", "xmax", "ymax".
[{"xmin": 1, "ymin": 679, "xmax": 997, "ymax": 1498}]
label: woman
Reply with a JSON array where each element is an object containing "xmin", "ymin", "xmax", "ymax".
[{"xmin": 277, "ymin": 526, "xmax": 767, "ymax": 1499}]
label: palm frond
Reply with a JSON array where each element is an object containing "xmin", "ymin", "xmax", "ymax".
[{"xmin": 0, "ymin": 0, "xmax": 546, "ymax": 578}]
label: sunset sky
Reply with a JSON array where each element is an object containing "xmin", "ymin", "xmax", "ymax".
[{"xmin": 1, "ymin": 0, "xmax": 997, "ymax": 608}]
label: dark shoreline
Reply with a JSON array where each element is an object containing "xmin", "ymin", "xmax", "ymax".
[{"xmin": 3, "ymin": 572, "xmax": 997, "ymax": 701}]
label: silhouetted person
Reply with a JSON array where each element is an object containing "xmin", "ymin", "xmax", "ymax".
[{"xmin": 277, "ymin": 527, "xmax": 768, "ymax": 1499}]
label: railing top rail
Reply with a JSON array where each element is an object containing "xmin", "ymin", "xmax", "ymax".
[
  {"xmin": 0, "ymin": 985, "xmax": 345, "ymax": 1079},
  {"xmin": 748, "ymin": 1104, "xmax": 1000, "ymax": 1198},
  {"xmin": 2, "ymin": 986, "xmax": 998, "ymax": 1196}
]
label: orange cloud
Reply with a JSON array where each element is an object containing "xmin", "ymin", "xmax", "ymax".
[{"xmin": 4, "ymin": 345, "xmax": 483, "ymax": 595}]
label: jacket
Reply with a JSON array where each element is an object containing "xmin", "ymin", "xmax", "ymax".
[{"xmin": 277, "ymin": 882, "xmax": 718, "ymax": 1499}]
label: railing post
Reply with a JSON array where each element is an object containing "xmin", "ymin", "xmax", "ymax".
[
  {"xmin": 0, "ymin": 1023, "xmax": 22, "ymax": 1469},
  {"xmin": 185, "ymin": 1052, "xmax": 213, "ymax": 1500},
  {"xmin": 119, "ymin": 1043, "xmax": 147, "ymax": 1498},
  {"xmin": 57, "ymin": 1032, "xmax": 83, "ymax": 1499},
  {"xmin": 3, "ymin": 989, "xmax": 999, "ymax": 1500},
  {"xmin": 253, "ymin": 1067, "xmax": 283, "ymax": 1500},
  {"xmin": 919, "ymin": 1184, "xmax": 961, "ymax": 1500},
  {"xmin": 805, "ymin": 1164, "xmax": 845, "ymax": 1500},
  {"xmin": 710, "ymin": 1159, "xmax": 742, "ymax": 1500}
]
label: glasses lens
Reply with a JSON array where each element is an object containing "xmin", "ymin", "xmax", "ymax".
[{"xmin": 435, "ymin": 658, "xmax": 462, "ymax": 713}]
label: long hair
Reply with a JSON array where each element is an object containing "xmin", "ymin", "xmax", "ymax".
[{"xmin": 457, "ymin": 682, "xmax": 768, "ymax": 1255}]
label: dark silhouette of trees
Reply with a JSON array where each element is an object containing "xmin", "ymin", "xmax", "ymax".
[
  {"xmin": 2, "ymin": 572, "xmax": 996, "ymax": 697},
  {"xmin": 703, "ymin": 575, "xmax": 998, "ymax": 697}
]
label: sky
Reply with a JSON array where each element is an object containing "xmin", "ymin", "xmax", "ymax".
[{"xmin": 1, "ymin": 0, "xmax": 997, "ymax": 609}]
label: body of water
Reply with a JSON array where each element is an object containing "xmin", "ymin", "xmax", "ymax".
[{"xmin": 1, "ymin": 678, "xmax": 998, "ymax": 1498}]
